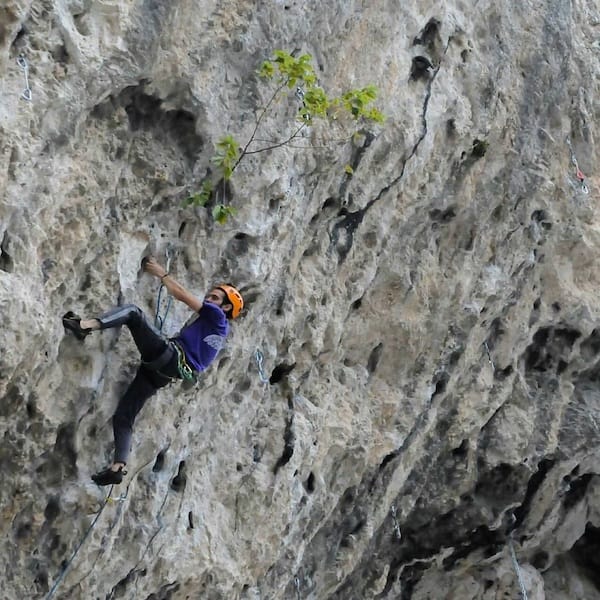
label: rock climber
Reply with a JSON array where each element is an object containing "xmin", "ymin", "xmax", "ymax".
[{"xmin": 62, "ymin": 256, "xmax": 243, "ymax": 486}]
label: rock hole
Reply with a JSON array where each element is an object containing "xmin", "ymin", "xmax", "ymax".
[
  {"xmin": 431, "ymin": 371, "xmax": 449, "ymax": 398},
  {"xmin": 410, "ymin": 55, "xmax": 433, "ymax": 81},
  {"xmin": 351, "ymin": 298, "xmax": 362, "ymax": 310},
  {"xmin": 322, "ymin": 197, "xmax": 338, "ymax": 210},
  {"xmin": 273, "ymin": 413, "xmax": 295, "ymax": 475},
  {"xmin": 531, "ymin": 551, "xmax": 550, "ymax": 570},
  {"xmin": 367, "ymin": 343, "xmax": 383, "ymax": 374},
  {"xmin": 44, "ymin": 496, "xmax": 60, "ymax": 522},
  {"xmin": 253, "ymin": 444, "xmax": 262, "ymax": 463},
  {"xmin": 178, "ymin": 221, "xmax": 187, "ymax": 237},
  {"xmin": 471, "ymin": 139, "xmax": 488, "ymax": 158},
  {"xmin": 188, "ymin": 511, "xmax": 194, "ymax": 529},
  {"xmin": 152, "ymin": 449, "xmax": 166, "ymax": 472},
  {"xmin": 0, "ymin": 231, "xmax": 14, "ymax": 272},
  {"xmin": 429, "ymin": 206, "xmax": 456, "ymax": 223},
  {"xmin": 452, "ymin": 439, "xmax": 468, "ymax": 457},
  {"xmin": 225, "ymin": 232, "xmax": 253, "ymax": 257},
  {"xmin": 269, "ymin": 362, "xmax": 296, "ymax": 385},
  {"xmin": 26, "ymin": 398, "xmax": 37, "ymax": 419},
  {"xmin": 413, "ymin": 17, "xmax": 441, "ymax": 50},
  {"xmin": 304, "ymin": 472, "xmax": 315, "ymax": 493},
  {"xmin": 170, "ymin": 460, "xmax": 187, "ymax": 492},
  {"xmin": 494, "ymin": 364, "xmax": 514, "ymax": 380}
]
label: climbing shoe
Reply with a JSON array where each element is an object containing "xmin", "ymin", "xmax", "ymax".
[
  {"xmin": 92, "ymin": 466, "xmax": 127, "ymax": 486},
  {"xmin": 62, "ymin": 311, "xmax": 92, "ymax": 341}
]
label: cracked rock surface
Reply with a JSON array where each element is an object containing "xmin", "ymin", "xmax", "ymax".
[{"xmin": 2, "ymin": 1, "xmax": 600, "ymax": 599}]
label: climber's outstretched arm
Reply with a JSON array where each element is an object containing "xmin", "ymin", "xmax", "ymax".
[{"xmin": 144, "ymin": 256, "xmax": 202, "ymax": 312}]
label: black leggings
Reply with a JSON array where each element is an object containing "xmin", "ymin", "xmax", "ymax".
[{"xmin": 97, "ymin": 304, "xmax": 180, "ymax": 464}]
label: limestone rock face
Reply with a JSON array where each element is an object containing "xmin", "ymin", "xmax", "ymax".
[{"xmin": 2, "ymin": 1, "xmax": 600, "ymax": 599}]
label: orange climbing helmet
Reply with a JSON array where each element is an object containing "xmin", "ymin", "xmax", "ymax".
[{"xmin": 217, "ymin": 284, "xmax": 244, "ymax": 319}]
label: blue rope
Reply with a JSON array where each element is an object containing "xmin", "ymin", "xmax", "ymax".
[{"xmin": 45, "ymin": 486, "xmax": 114, "ymax": 600}]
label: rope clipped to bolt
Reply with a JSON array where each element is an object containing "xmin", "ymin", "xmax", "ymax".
[
  {"xmin": 154, "ymin": 244, "xmax": 174, "ymax": 331},
  {"xmin": 566, "ymin": 137, "xmax": 589, "ymax": 195}
]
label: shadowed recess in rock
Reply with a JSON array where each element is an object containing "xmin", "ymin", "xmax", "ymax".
[
  {"xmin": 170, "ymin": 460, "xmax": 187, "ymax": 492},
  {"xmin": 273, "ymin": 399, "xmax": 295, "ymax": 475}
]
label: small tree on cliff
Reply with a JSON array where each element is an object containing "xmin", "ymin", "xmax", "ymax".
[{"xmin": 186, "ymin": 50, "xmax": 385, "ymax": 223}]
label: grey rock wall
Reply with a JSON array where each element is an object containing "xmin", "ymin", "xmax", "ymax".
[{"xmin": 2, "ymin": 1, "xmax": 600, "ymax": 599}]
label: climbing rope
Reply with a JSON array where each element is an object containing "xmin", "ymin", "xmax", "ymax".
[
  {"xmin": 154, "ymin": 244, "xmax": 174, "ymax": 331},
  {"xmin": 254, "ymin": 348, "xmax": 270, "ymax": 384},
  {"xmin": 17, "ymin": 55, "xmax": 32, "ymax": 101},
  {"xmin": 566, "ymin": 137, "xmax": 589, "ymax": 195},
  {"xmin": 45, "ymin": 486, "xmax": 114, "ymax": 600},
  {"xmin": 390, "ymin": 505, "xmax": 402, "ymax": 540},
  {"xmin": 508, "ymin": 537, "xmax": 529, "ymax": 600},
  {"xmin": 173, "ymin": 342, "xmax": 196, "ymax": 382}
]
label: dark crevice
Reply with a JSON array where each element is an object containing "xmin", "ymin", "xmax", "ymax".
[
  {"xmin": 431, "ymin": 371, "xmax": 449, "ymax": 398},
  {"xmin": 304, "ymin": 472, "xmax": 315, "ymax": 493},
  {"xmin": 152, "ymin": 449, "xmax": 166, "ymax": 472},
  {"xmin": 512, "ymin": 458, "xmax": 555, "ymax": 528},
  {"xmin": 367, "ymin": 343, "xmax": 383, "ymax": 374},
  {"xmin": 273, "ymin": 400, "xmax": 295, "ymax": 475},
  {"xmin": 562, "ymin": 473, "xmax": 593, "ymax": 509},
  {"xmin": 170, "ymin": 460, "xmax": 187, "ymax": 492},
  {"xmin": 269, "ymin": 362, "xmax": 296, "ymax": 385},
  {"xmin": 0, "ymin": 231, "xmax": 14, "ymax": 272},
  {"xmin": 571, "ymin": 524, "xmax": 600, "ymax": 589}
]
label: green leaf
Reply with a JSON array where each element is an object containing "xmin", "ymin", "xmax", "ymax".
[
  {"xmin": 212, "ymin": 204, "xmax": 237, "ymax": 225},
  {"xmin": 185, "ymin": 180, "xmax": 213, "ymax": 207},
  {"xmin": 258, "ymin": 60, "xmax": 275, "ymax": 79},
  {"xmin": 344, "ymin": 164, "xmax": 354, "ymax": 175}
]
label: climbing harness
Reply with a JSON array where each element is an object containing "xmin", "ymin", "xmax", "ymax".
[
  {"xmin": 154, "ymin": 244, "xmax": 174, "ymax": 331},
  {"xmin": 255, "ymin": 348, "xmax": 270, "ymax": 384},
  {"xmin": 390, "ymin": 505, "xmax": 402, "ymax": 540},
  {"xmin": 17, "ymin": 55, "xmax": 32, "ymax": 101},
  {"xmin": 45, "ymin": 486, "xmax": 114, "ymax": 600},
  {"xmin": 566, "ymin": 137, "xmax": 589, "ymax": 195},
  {"xmin": 508, "ymin": 537, "xmax": 529, "ymax": 600}
]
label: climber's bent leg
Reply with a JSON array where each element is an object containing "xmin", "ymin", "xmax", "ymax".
[{"xmin": 97, "ymin": 304, "xmax": 168, "ymax": 362}]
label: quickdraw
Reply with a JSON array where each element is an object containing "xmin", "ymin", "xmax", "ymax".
[
  {"xmin": 154, "ymin": 244, "xmax": 174, "ymax": 331},
  {"xmin": 255, "ymin": 348, "xmax": 270, "ymax": 384},
  {"xmin": 566, "ymin": 137, "xmax": 589, "ymax": 195},
  {"xmin": 17, "ymin": 55, "xmax": 32, "ymax": 101}
]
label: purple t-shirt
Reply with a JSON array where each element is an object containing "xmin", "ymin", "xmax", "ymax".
[{"xmin": 174, "ymin": 302, "xmax": 228, "ymax": 372}]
